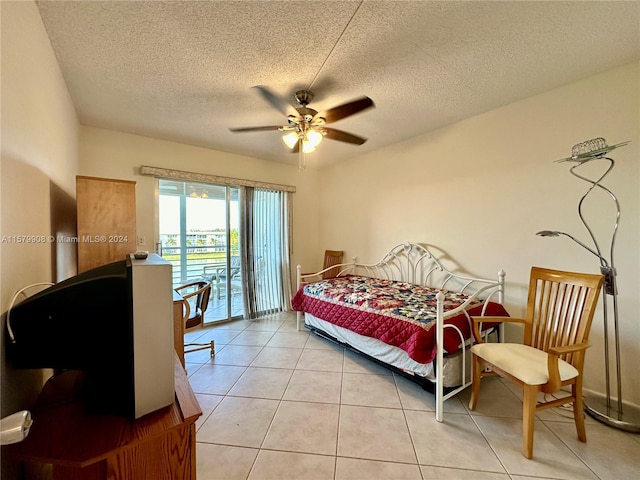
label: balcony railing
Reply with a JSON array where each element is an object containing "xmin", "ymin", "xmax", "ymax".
[{"xmin": 160, "ymin": 244, "xmax": 239, "ymax": 287}]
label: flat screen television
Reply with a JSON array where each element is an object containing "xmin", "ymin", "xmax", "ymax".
[{"xmin": 6, "ymin": 254, "xmax": 175, "ymax": 420}]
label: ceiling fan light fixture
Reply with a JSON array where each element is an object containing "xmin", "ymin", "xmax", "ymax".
[
  {"xmin": 189, "ymin": 190, "xmax": 208, "ymax": 199},
  {"xmin": 305, "ymin": 129, "xmax": 323, "ymax": 148},
  {"xmin": 302, "ymin": 141, "xmax": 316, "ymax": 154},
  {"xmin": 282, "ymin": 130, "xmax": 299, "ymax": 149}
]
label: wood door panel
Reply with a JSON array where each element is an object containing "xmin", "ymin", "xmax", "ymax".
[{"xmin": 76, "ymin": 176, "xmax": 136, "ymax": 272}]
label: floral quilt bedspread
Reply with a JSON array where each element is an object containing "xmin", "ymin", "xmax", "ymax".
[{"xmin": 291, "ymin": 275, "xmax": 508, "ymax": 364}]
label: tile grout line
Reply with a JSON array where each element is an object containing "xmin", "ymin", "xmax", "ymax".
[{"xmin": 393, "ymin": 374, "xmax": 426, "ymax": 480}]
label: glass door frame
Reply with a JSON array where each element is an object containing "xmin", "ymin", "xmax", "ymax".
[{"xmin": 157, "ymin": 179, "xmax": 243, "ymax": 324}]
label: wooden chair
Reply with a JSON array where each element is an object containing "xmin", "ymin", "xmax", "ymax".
[
  {"xmin": 320, "ymin": 250, "xmax": 344, "ymax": 279},
  {"xmin": 174, "ymin": 280, "xmax": 215, "ymax": 356},
  {"xmin": 301, "ymin": 250, "xmax": 344, "ymax": 282},
  {"xmin": 469, "ymin": 267, "xmax": 603, "ymax": 458}
]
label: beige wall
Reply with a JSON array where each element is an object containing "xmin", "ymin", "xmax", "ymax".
[
  {"xmin": 2, "ymin": 0, "xmax": 637, "ymax": 436},
  {"xmin": 78, "ymin": 127, "xmax": 323, "ymax": 279},
  {"xmin": 1, "ymin": 0, "xmax": 79, "ymax": 433},
  {"xmin": 319, "ymin": 61, "xmax": 640, "ymax": 405}
]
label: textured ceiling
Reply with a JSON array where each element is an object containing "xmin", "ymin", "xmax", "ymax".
[{"xmin": 36, "ymin": 1, "xmax": 640, "ymax": 168}]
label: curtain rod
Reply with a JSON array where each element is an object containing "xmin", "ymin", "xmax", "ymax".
[{"xmin": 139, "ymin": 165, "xmax": 296, "ymax": 193}]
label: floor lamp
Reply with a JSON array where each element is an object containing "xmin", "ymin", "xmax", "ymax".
[{"xmin": 537, "ymin": 137, "xmax": 639, "ymax": 433}]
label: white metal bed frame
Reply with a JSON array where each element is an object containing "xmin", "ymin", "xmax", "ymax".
[{"xmin": 295, "ymin": 241, "xmax": 505, "ymax": 422}]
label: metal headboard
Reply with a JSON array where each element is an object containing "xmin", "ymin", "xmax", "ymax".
[{"xmin": 299, "ymin": 242, "xmax": 504, "ymax": 305}]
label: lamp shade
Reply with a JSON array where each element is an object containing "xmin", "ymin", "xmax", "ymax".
[
  {"xmin": 306, "ymin": 129, "xmax": 323, "ymax": 148},
  {"xmin": 282, "ymin": 131, "xmax": 299, "ymax": 149},
  {"xmin": 302, "ymin": 141, "xmax": 316, "ymax": 154}
]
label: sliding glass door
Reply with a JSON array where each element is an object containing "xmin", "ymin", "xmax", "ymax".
[
  {"xmin": 158, "ymin": 176, "xmax": 293, "ymax": 325},
  {"xmin": 158, "ymin": 179, "xmax": 242, "ymax": 323}
]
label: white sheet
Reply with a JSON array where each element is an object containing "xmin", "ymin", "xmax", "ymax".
[{"xmin": 304, "ymin": 313, "xmax": 477, "ymax": 387}]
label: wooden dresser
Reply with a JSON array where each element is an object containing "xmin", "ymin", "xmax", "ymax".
[{"xmin": 6, "ymin": 356, "xmax": 201, "ymax": 480}]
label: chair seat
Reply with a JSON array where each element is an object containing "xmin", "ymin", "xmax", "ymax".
[{"xmin": 471, "ymin": 343, "xmax": 579, "ymax": 386}]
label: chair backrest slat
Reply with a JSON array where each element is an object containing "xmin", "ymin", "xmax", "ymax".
[{"xmin": 524, "ymin": 267, "xmax": 603, "ymax": 366}]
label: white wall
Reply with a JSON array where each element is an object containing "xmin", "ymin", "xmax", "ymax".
[
  {"xmin": 0, "ymin": 0, "xmax": 79, "ymax": 456},
  {"xmin": 319, "ymin": 61, "xmax": 640, "ymax": 406},
  {"xmin": 78, "ymin": 127, "xmax": 323, "ymax": 278}
]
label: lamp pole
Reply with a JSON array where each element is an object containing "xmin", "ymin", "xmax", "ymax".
[{"xmin": 537, "ymin": 139, "xmax": 639, "ymax": 432}]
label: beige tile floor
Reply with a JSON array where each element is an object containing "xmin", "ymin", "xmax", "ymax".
[{"xmin": 186, "ymin": 312, "xmax": 640, "ymax": 480}]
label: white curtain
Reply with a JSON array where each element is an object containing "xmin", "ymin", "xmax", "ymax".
[{"xmin": 240, "ymin": 187, "xmax": 292, "ymax": 318}]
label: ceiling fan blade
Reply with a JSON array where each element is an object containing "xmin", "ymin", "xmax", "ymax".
[
  {"xmin": 253, "ymin": 85, "xmax": 294, "ymax": 116},
  {"xmin": 229, "ymin": 125, "xmax": 283, "ymax": 132},
  {"xmin": 323, "ymin": 127, "xmax": 367, "ymax": 145},
  {"xmin": 321, "ymin": 96, "xmax": 374, "ymax": 124}
]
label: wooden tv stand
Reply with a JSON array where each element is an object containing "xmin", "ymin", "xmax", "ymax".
[{"xmin": 6, "ymin": 356, "xmax": 201, "ymax": 480}]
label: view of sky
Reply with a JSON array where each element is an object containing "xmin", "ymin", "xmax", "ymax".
[{"xmin": 159, "ymin": 196, "xmax": 240, "ymax": 234}]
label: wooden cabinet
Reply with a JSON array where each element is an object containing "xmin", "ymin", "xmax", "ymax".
[
  {"xmin": 76, "ymin": 176, "xmax": 136, "ymax": 273},
  {"xmin": 174, "ymin": 291, "xmax": 187, "ymax": 368},
  {"xmin": 6, "ymin": 356, "xmax": 201, "ymax": 480}
]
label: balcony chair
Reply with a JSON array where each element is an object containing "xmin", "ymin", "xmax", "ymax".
[
  {"xmin": 174, "ymin": 280, "xmax": 215, "ymax": 357},
  {"xmin": 469, "ymin": 266, "xmax": 603, "ymax": 459},
  {"xmin": 203, "ymin": 257, "xmax": 242, "ymax": 299}
]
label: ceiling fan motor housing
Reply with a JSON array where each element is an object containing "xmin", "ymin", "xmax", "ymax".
[{"xmin": 294, "ymin": 90, "xmax": 314, "ymax": 106}]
